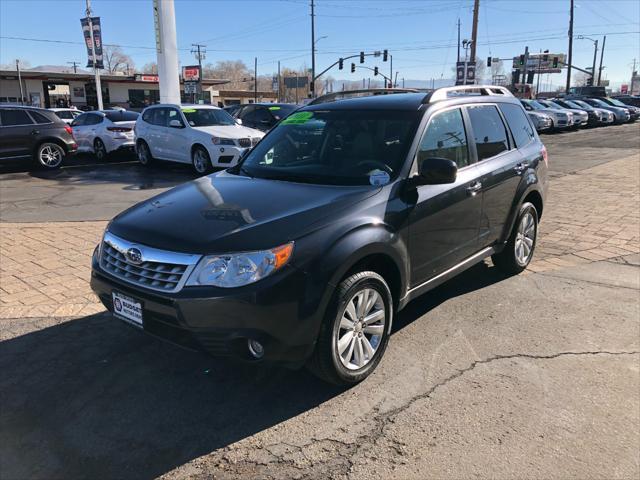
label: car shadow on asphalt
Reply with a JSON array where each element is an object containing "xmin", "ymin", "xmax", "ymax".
[{"xmin": 0, "ymin": 262, "xmax": 510, "ymax": 480}]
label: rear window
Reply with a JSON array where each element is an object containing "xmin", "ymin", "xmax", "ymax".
[
  {"xmin": 104, "ymin": 111, "xmax": 139, "ymax": 122},
  {"xmin": 29, "ymin": 111, "xmax": 53, "ymax": 124},
  {"xmin": 499, "ymin": 103, "xmax": 535, "ymax": 148},
  {"xmin": 55, "ymin": 110, "xmax": 74, "ymax": 119},
  {"xmin": 268, "ymin": 104, "xmax": 297, "ymax": 120},
  {"xmin": 466, "ymin": 105, "xmax": 509, "ymax": 161},
  {"xmin": 1, "ymin": 109, "xmax": 34, "ymax": 126}
]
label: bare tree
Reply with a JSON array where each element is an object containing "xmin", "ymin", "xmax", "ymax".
[
  {"xmin": 204, "ymin": 60, "xmax": 253, "ymax": 89},
  {"xmin": 103, "ymin": 45, "xmax": 134, "ymax": 74},
  {"xmin": 141, "ymin": 62, "xmax": 158, "ymax": 74},
  {"xmin": 1, "ymin": 58, "xmax": 31, "ymax": 70}
]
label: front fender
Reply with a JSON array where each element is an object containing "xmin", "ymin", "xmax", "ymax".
[{"xmin": 499, "ymin": 170, "xmax": 544, "ymax": 244}]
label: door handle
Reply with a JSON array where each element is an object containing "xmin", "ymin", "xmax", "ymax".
[
  {"xmin": 466, "ymin": 181, "xmax": 482, "ymax": 196},
  {"xmin": 30, "ymin": 129, "xmax": 39, "ymax": 135},
  {"xmin": 514, "ymin": 161, "xmax": 529, "ymax": 174}
]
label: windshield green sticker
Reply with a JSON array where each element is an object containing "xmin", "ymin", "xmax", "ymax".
[
  {"xmin": 268, "ymin": 106, "xmax": 281, "ymax": 111},
  {"xmin": 181, "ymin": 108, "xmax": 197, "ymax": 113},
  {"xmin": 281, "ymin": 111, "xmax": 314, "ymax": 125}
]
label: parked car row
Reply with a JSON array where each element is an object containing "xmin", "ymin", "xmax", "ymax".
[{"xmin": 522, "ymin": 95, "xmax": 639, "ymax": 133}]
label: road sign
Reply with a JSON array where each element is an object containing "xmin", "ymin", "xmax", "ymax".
[
  {"xmin": 184, "ymin": 81, "xmax": 198, "ymax": 94},
  {"xmin": 512, "ymin": 53, "xmax": 565, "ymax": 74},
  {"xmin": 182, "ymin": 65, "xmax": 200, "ymax": 82}
]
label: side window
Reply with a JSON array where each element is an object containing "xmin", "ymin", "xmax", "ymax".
[
  {"xmin": 417, "ymin": 108, "xmax": 469, "ymax": 169},
  {"xmin": 167, "ymin": 108, "xmax": 183, "ymax": 126},
  {"xmin": 253, "ymin": 107, "xmax": 274, "ymax": 124},
  {"xmin": 142, "ymin": 109, "xmax": 154, "ymax": 123},
  {"xmin": 152, "ymin": 108, "xmax": 168, "ymax": 126},
  {"xmin": 499, "ymin": 103, "xmax": 535, "ymax": 148},
  {"xmin": 71, "ymin": 114, "xmax": 87, "ymax": 127},
  {"xmin": 29, "ymin": 111, "xmax": 52, "ymax": 124},
  {"xmin": 84, "ymin": 114, "xmax": 103, "ymax": 125},
  {"xmin": 466, "ymin": 105, "xmax": 509, "ymax": 161},
  {"xmin": 241, "ymin": 106, "xmax": 258, "ymax": 122},
  {"xmin": 0, "ymin": 109, "xmax": 34, "ymax": 126}
]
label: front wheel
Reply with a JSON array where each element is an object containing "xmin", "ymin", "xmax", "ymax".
[
  {"xmin": 137, "ymin": 141, "xmax": 154, "ymax": 166},
  {"xmin": 492, "ymin": 202, "xmax": 538, "ymax": 274},
  {"xmin": 191, "ymin": 146, "xmax": 212, "ymax": 175},
  {"xmin": 35, "ymin": 142, "xmax": 65, "ymax": 169},
  {"xmin": 307, "ymin": 271, "xmax": 392, "ymax": 385}
]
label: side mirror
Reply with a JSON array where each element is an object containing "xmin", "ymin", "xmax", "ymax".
[
  {"xmin": 235, "ymin": 118, "xmax": 243, "ymax": 125},
  {"xmin": 169, "ymin": 119, "xmax": 184, "ymax": 128},
  {"xmin": 416, "ymin": 157, "xmax": 458, "ymax": 185}
]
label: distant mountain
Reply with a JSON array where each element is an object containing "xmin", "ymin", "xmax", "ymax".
[{"xmin": 26, "ymin": 65, "xmax": 92, "ymax": 74}]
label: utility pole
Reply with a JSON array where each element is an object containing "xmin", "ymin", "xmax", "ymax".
[
  {"xmin": 536, "ymin": 49, "xmax": 542, "ymax": 96},
  {"xmin": 457, "ymin": 18, "xmax": 461, "ymax": 62},
  {"xmin": 191, "ymin": 43, "xmax": 206, "ymax": 103},
  {"xmin": 470, "ymin": 0, "xmax": 479, "ymax": 63},
  {"xmin": 310, "ymin": 0, "xmax": 316, "ymax": 98},
  {"xmin": 16, "ymin": 60, "xmax": 25, "ymax": 105},
  {"xmin": 402, "ymin": 78, "xmax": 405, "ymax": 88},
  {"xmin": 277, "ymin": 60, "xmax": 281, "ymax": 102},
  {"xmin": 566, "ymin": 0, "xmax": 574, "ymax": 92},
  {"xmin": 389, "ymin": 54, "xmax": 393, "ymax": 88},
  {"xmin": 591, "ymin": 39, "xmax": 598, "ymax": 85},
  {"xmin": 67, "ymin": 61, "xmax": 80, "ymax": 74},
  {"xmin": 86, "ymin": 0, "xmax": 103, "ymax": 110},
  {"xmin": 153, "ymin": 0, "xmax": 180, "ymax": 104},
  {"xmin": 597, "ymin": 35, "xmax": 606, "ymax": 86},
  {"xmin": 254, "ymin": 57, "xmax": 258, "ymax": 103},
  {"xmin": 394, "ymin": 71, "xmax": 399, "ymax": 88}
]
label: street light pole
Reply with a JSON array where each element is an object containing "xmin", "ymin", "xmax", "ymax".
[{"xmin": 597, "ymin": 35, "xmax": 606, "ymax": 86}]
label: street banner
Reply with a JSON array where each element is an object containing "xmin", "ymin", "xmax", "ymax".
[
  {"xmin": 465, "ymin": 61, "xmax": 476, "ymax": 85},
  {"xmin": 81, "ymin": 17, "xmax": 104, "ymax": 70},
  {"xmin": 182, "ymin": 65, "xmax": 201, "ymax": 82},
  {"xmin": 455, "ymin": 61, "xmax": 465, "ymax": 86}
]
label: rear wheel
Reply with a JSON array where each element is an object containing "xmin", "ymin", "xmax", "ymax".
[
  {"xmin": 35, "ymin": 142, "xmax": 65, "ymax": 169},
  {"xmin": 307, "ymin": 271, "xmax": 392, "ymax": 385},
  {"xmin": 93, "ymin": 138, "xmax": 108, "ymax": 161},
  {"xmin": 137, "ymin": 141, "xmax": 153, "ymax": 166},
  {"xmin": 192, "ymin": 146, "xmax": 212, "ymax": 175},
  {"xmin": 492, "ymin": 202, "xmax": 538, "ymax": 274}
]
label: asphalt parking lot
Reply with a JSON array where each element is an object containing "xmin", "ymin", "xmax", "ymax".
[{"xmin": 1, "ymin": 123, "xmax": 639, "ymax": 479}]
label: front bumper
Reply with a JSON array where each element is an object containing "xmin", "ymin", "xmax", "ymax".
[
  {"xmin": 90, "ymin": 250, "xmax": 322, "ymax": 367},
  {"xmin": 206, "ymin": 144, "xmax": 250, "ymax": 167}
]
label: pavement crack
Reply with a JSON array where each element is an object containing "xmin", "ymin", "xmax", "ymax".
[{"xmin": 535, "ymin": 271, "xmax": 639, "ymax": 291}]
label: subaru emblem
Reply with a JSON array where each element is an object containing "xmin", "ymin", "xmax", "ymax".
[{"xmin": 126, "ymin": 247, "xmax": 143, "ymax": 265}]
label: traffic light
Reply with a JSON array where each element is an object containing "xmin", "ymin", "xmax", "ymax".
[
  {"xmin": 586, "ymin": 77, "xmax": 593, "ymax": 86},
  {"xmin": 519, "ymin": 54, "xmax": 525, "ymax": 66},
  {"xmin": 338, "ymin": 58, "xmax": 343, "ymax": 70},
  {"xmin": 351, "ymin": 63, "xmax": 356, "ymax": 73},
  {"xmin": 383, "ymin": 49, "xmax": 388, "ymax": 62},
  {"xmin": 487, "ymin": 56, "xmax": 492, "ymax": 67},
  {"xmin": 360, "ymin": 51, "xmax": 365, "ymax": 63},
  {"xmin": 552, "ymin": 56, "xmax": 559, "ymax": 68},
  {"xmin": 512, "ymin": 69, "xmax": 520, "ymax": 85},
  {"xmin": 374, "ymin": 66, "xmax": 378, "ymax": 76},
  {"xmin": 543, "ymin": 49, "xmax": 549, "ymax": 62},
  {"xmin": 526, "ymin": 70, "xmax": 534, "ymax": 84}
]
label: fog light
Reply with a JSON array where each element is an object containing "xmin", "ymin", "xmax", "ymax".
[{"xmin": 248, "ymin": 339, "xmax": 264, "ymax": 359}]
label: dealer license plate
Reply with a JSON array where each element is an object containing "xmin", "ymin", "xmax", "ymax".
[{"xmin": 112, "ymin": 291, "xmax": 143, "ymax": 328}]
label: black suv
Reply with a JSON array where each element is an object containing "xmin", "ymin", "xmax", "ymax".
[
  {"xmin": 227, "ymin": 103, "xmax": 298, "ymax": 131},
  {"xmin": 91, "ymin": 86, "xmax": 548, "ymax": 385},
  {"xmin": 0, "ymin": 106, "xmax": 77, "ymax": 169}
]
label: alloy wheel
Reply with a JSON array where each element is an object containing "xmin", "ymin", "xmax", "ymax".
[
  {"xmin": 336, "ymin": 287, "xmax": 386, "ymax": 370},
  {"xmin": 515, "ymin": 211, "xmax": 535, "ymax": 266},
  {"xmin": 38, "ymin": 144, "xmax": 63, "ymax": 168},
  {"xmin": 94, "ymin": 139, "xmax": 106, "ymax": 160},
  {"xmin": 193, "ymin": 149, "xmax": 208, "ymax": 173},
  {"xmin": 138, "ymin": 143, "xmax": 149, "ymax": 165}
]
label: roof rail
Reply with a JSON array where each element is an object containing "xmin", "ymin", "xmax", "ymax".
[
  {"xmin": 424, "ymin": 85, "xmax": 514, "ymax": 103},
  {"xmin": 307, "ymin": 88, "xmax": 419, "ymax": 106}
]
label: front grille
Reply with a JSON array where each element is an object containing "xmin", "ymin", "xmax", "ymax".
[
  {"xmin": 100, "ymin": 232, "xmax": 200, "ymax": 293},
  {"xmin": 238, "ymin": 138, "xmax": 251, "ymax": 148}
]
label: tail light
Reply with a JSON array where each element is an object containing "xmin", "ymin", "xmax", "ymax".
[
  {"xmin": 107, "ymin": 127, "xmax": 132, "ymax": 133},
  {"xmin": 64, "ymin": 125, "xmax": 73, "ymax": 136},
  {"xmin": 541, "ymin": 145, "xmax": 548, "ymax": 167}
]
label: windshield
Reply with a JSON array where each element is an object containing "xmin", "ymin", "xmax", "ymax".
[
  {"xmin": 573, "ymin": 100, "xmax": 590, "ymax": 109},
  {"xmin": 566, "ymin": 100, "xmax": 587, "ymax": 109},
  {"xmin": 589, "ymin": 98, "xmax": 609, "ymax": 107},
  {"xmin": 183, "ymin": 108, "xmax": 236, "ymax": 126},
  {"xmin": 607, "ymin": 98, "xmax": 627, "ymax": 107},
  {"xmin": 232, "ymin": 109, "xmax": 420, "ymax": 186},
  {"xmin": 527, "ymin": 100, "xmax": 546, "ymax": 110},
  {"xmin": 545, "ymin": 101, "xmax": 565, "ymax": 109}
]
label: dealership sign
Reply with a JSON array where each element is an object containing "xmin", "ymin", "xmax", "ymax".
[
  {"xmin": 182, "ymin": 65, "xmax": 201, "ymax": 82},
  {"xmin": 80, "ymin": 17, "xmax": 104, "ymax": 70},
  {"xmin": 512, "ymin": 53, "xmax": 565, "ymax": 74}
]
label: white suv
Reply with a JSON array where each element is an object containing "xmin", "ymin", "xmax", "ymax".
[{"xmin": 134, "ymin": 104, "xmax": 265, "ymax": 173}]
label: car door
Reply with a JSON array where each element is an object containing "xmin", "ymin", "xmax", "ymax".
[
  {"xmin": 149, "ymin": 107, "xmax": 168, "ymax": 158},
  {"xmin": 163, "ymin": 107, "xmax": 190, "ymax": 162},
  {"xmin": 0, "ymin": 108, "xmax": 37, "ymax": 159},
  {"xmin": 466, "ymin": 103, "xmax": 526, "ymax": 246},
  {"xmin": 71, "ymin": 113, "xmax": 91, "ymax": 150},
  {"xmin": 84, "ymin": 113, "xmax": 104, "ymax": 151},
  {"xmin": 239, "ymin": 105, "xmax": 258, "ymax": 129},
  {"xmin": 408, "ymin": 106, "xmax": 483, "ymax": 286}
]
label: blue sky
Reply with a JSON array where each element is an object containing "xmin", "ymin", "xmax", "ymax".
[{"xmin": 1, "ymin": 0, "xmax": 639, "ymax": 88}]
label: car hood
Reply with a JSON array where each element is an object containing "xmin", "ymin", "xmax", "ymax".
[
  {"xmin": 192, "ymin": 124, "xmax": 264, "ymax": 139},
  {"xmin": 538, "ymin": 108, "xmax": 569, "ymax": 117},
  {"xmin": 108, "ymin": 171, "xmax": 379, "ymax": 254}
]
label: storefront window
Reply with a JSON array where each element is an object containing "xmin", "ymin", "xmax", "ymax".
[{"xmin": 128, "ymin": 89, "xmax": 160, "ymax": 109}]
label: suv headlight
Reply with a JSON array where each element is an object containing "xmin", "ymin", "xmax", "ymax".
[
  {"xmin": 186, "ymin": 242, "xmax": 294, "ymax": 288},
  {"xmin": 212, "ymin": 136, "xmax": 236, "ymax": 146}
]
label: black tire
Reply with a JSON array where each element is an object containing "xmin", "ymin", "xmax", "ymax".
[
  {"xmin": 34, "ymin": 142, "xmax": 65, "ymax": 169},
  {"xmin": 492, "ymin": 202, "xmax": 538, "ymax": 275},
  {"xmin": 136, "ymin": 140, "xmax": 154, "ymax": 167},
  {"xmin": 307, "ymin": 271, "xmax": 393, "ymax": 385},
  {"xmin": 191, "ymin": 146, "xmax": 212, "ymax": 175},
  {"xmin": 93, "ymin": 138, "xmax": 108, "ymax": 161}
]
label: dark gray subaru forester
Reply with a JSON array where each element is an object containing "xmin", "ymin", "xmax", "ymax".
[{"xmin": 91, "ymin": 86, "xmax": 548, "ymax": 385}]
